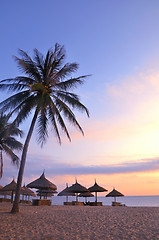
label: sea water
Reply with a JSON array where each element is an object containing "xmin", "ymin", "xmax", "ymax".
[
  {"xmin": 1, "ymin": 195, "xmax": 159, "ymax": 207},
  {"xmin": 51, "ymin": 195, "xmax": 159, "ymax": 207}
]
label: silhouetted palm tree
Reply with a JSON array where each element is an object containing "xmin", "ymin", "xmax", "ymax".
[
  {"xmin": 0, "ymin": 43, "xmax": 89, "ymax": 213},
  {"xmin": 0, "ymin": 113, "xmax": 23, "ymax": 177}
]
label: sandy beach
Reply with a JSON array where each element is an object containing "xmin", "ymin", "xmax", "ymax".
[{"xmin": 0, "ymin": 203, "xmax": 159, "ymax": 240}]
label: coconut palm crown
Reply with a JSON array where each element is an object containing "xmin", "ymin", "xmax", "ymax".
[
  {"xmin": 0, "ymin": 43, "xmax": 89, "ymax": 145},
  {"xmin": 0, "ymin": 43, "xmax": 89, "ymax": 213},
  {"xmin": 0, "ymin": 113, "xmax": 23, "ymax": 177}
]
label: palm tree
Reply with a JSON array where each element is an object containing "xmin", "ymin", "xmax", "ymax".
[
  {"xmin": 0, "ymin": 113, "xmax": 23, "ymax": 177},
  {"xmin": 0, "ymin": 43, "xmax": 89, "ymax": 213}
]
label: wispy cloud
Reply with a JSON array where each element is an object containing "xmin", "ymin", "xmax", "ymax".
[
  {"xmin": 2, "ymin": 153, "xmax": 159, "ymax": 185},
  {"xmin": 10, "ymin": 153, "xmax": 157, "ymax": 178}
]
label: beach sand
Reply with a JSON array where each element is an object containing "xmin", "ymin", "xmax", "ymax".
[{"xmin": 0, "ymin": 203, "xmax": 159, "ymax": 240}]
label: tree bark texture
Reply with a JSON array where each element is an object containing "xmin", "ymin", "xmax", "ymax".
[{"xmin": 11, "ymin": 108, "xmax": 39, "ymax": 213}]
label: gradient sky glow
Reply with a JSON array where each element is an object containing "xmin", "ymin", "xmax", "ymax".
[{"xmin": 0, "ymin": 1, "xmax": 159, "ymax": 196}]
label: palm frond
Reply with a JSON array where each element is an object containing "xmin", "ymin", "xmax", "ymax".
[
  {"xmin": 48, "ymin": 44, "xmax": 65, "ymax": 76},
  {"xmin": 2, "ymin": 143, "xmax": 19, "ymax": 165},
  {"xmin": 0, "ymin": 76, "xmax": 35, "ymax": 85},
  {"xmin": 43, "ymin": 49, "xmax": 52, "ymax": 80},
  {"xmin": 50, "ymin": 99, "xmax": 71, "ymax": 141},
  {"xmin": 52, "ymin": 63, "xmax": 78, "ymax": 81},
  {"xmin": 0, "ymin": 83, "xmax": 27, "ymax": 91},
  {"xmin": 37, "ymin": 108, "xmax": 48, "ymax": 147},
  {"xmin": 0, "ymin": 43, "xmax": 89, "ymax": 147},
  {"xmin": 1, "ymin": 123, "xmax": 23, "ymax": 140},
  {"xmin": 33, "ymin": 49, "xmax": 44, "ymax": 75},
  {"xmin": 11, "ymin": 94, "xmax": 40, "ymax": 127},
  {"xmin": 3, "ymin": 137, "xmax": 23, "ymax": 150},
  {"xmin": 55, "ymin": 91, "xmax": 89, "ymax": 117},
  {"xmin": 0, "ymin": 91, "xmax": 31, "ymax": 113},
  {"xmin": 9, "ymin": 126, "xmax": 23, "ymax": 138},
  {"xmin": 55, "ymin": 76, "xmax": 88, "ymax": 90},
  {"xmin": 48, "ymin": 105, "xmax": 61, "ymax": 143},
  {"xmin": 54, "ymin": 96, "xmax": 84, "ymax": 135},
  {"xmin": 55, "ymin": 43, "xmax": 65, "ymax": 61},
  {"xmin": 14, "ymin": 49, "xmax": 42, "ymax": 82}
]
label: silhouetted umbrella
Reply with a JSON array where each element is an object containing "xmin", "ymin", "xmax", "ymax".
[
  {"xmin": 0, "ymin": 188, "xmax": 11, "ymax": 198},
  {"xmin": 36, "ymin": 189, "xmax": 57, "ymax": 199},
  {"xmin": 106, "ymin": 188, "xmax": 124, "ymax": 202},
  {"xmin": 21, "ymin": 185, "xmax": 36, "ymax": 200},
  {"xmin": 27, "ymin": 172, "xmax": 57, "ymax": 190},
  {"xmin": 88, "ymin": 180, "xmax": 108, "ymax": 202},
  {"xmin": 37, "ymin": 192, "xmax": 54, "ymax": 198},
  {"xmin": 58, "ymin": 183, "xmax": 75, "ymax": 202},
  {"xmin": 79, "ymin": 191, "xmax": 94, "ymax": 203},
  {"xmin": 67, "ymin": 180, "xmax": 89, "ymax": 202},
  {"xmin": 0, "ymin": 179, "xmax": 17, "ymax": 202}
]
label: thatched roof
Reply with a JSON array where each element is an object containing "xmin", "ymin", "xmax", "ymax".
[
  {"xmin": 58, "ymin": 184, "xmax": 75, "ymax": 196},
  {"xmin": 106, "ymin": 188, "xmax": 124, "ymax": 197},
  {"xmin": 37, "ymin": 192, "xmax": 54, "ymax": 197},
  {"xmin": 36, "ymin": 189, "xmax": 57, "ymax": 197},
  {"xmin": 26, "ymin": 172, "xmax": 57, "ymax": 190},
  {"xmin": 88, "ymin": 180, "xmax": 107, "ymax": 193},
  {"xmin": 0, "ymin": 179, "xmax": 17, "ymax": 191},
  {"xmin": 36, "ymin": 189, "xmax": 57, "ymax": 194},
  {"xmin": 67, "ymin": 180, "xmax": 89, "ymax": 193},
  {"xmin": 78, "ymin": 191, "xmax": 94, "ymax": 197},
  {"xmin": 21, "ymin": 185, "xmax": 36, "ymax": 197},
  {"xmin": 0, "ymin": 179, "xmax": 25, "ymax": 194},
  {"xmin": 0, "ymin": 190, "xmax": 11, "ymax": 196}
]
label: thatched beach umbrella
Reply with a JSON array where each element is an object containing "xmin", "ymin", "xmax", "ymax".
[
  {"xmin": 79, "ymin": 191, "xmax": 94, "ymax": 203},
  {"xmin": 27, "ymin": 172, "xmax": 57, "ymax": 199},
  {"xmin": 58, "ymin": 183, "xmax": 75, "ymax": 202},
  {"xmin": 88, "ymin": 180, "xmax": 108, "ymax": 203},
  {"xmin": 0, "ymin": 179, "xmax": 17, "ymax": 203},
  {"xmin": 21, "ymin": 185, "xmax": 36, "ymax": 200},
  {"xmin": 27, "ymin": 172, "xmax": 57, "ymax": 190},
  {"xmin": 36, "ymin": 189, "xmax": 57, "ymax": 199},
  {"xmin": 0, "ymin": 189, "xmax": 11, "ymax": 198},
  {"xmin": 37, "ymin": 192, "xmax": 54, "ymax": 198},
  {"xmin": 67, "ymin": 180, "xmax": 89, "ymax": 202},
  {"xmin": 106, "ymin": 188, "xmax": 124, "ymax": 202}
]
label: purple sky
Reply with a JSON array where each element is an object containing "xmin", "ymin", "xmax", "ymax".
[{"xmin": 0, "ymin": 1, "xmax": 159, "ymax": 195}]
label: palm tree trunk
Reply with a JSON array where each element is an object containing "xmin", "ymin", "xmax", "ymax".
[
  {"xmin": 0, "ymin": 150, "xmax": 3, "ymax": 178},
  {"xmin": 11, "ymin": 108, "xmax": 39, "ymax": 213}
]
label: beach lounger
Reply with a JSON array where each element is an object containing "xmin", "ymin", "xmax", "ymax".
[
  {"xmin": 112, "ymin": 202, "xmax": 126, "ymax": 206},
  {"xmin": 32, "ymin": 199, "xmax": 51, "ymax": 206},
  {"xmin": 87, "ymin": 202, "xmax": 103, "ymax": 206}
]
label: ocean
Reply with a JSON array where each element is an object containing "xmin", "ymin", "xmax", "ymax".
[
  {"xmin": 1, "ymin": 195, "xmax": 159, "ymax": 207},
  {"xmin": 51, "ymin": 195, "xmax": 159, "ymax": 207}
]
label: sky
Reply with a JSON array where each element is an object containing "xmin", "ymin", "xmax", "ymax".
[{"xmin": 0, "ymin": 0, "xmax": 159, "ymax": 196}]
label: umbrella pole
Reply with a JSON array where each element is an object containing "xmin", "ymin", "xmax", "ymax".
[
  {"xmin": 11, "ymin": 191, "xmax": 14, "ymax": 203},
  {"xmin": 114, "ymin": 196, "xmax": 116, "ymax": 202},
  {"xmin": 76, "ymin": 193, "xmax": 78, "ymax": 202},
  {"xmin": 95, "ymin": 192, "xmax": 97, "ymax": 203},
  {"xmin": 66, "ymin": 195, "xmax": 68, "ymax": 202}
]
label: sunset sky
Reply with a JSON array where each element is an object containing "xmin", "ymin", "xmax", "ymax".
[{"xmin": 0, "ymin": 1, "xmax": 159, "ymax": 196}]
